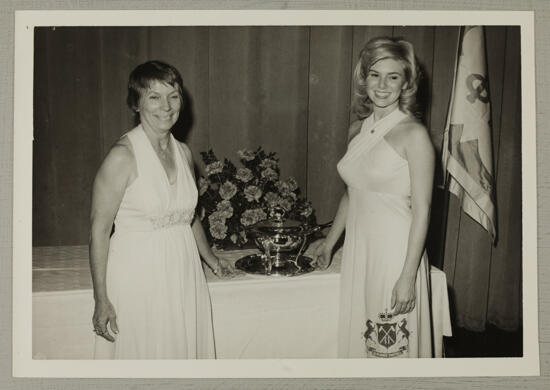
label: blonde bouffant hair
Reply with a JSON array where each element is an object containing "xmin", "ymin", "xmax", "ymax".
[{"xmin": 352, "ymin": 37, "xmax": 420, "ymax": 119}]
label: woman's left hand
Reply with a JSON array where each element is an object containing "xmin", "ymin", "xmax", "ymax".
[
  {"xmin": 391, "ymin": 275, "xmax": 417, "ymax": 315},
  {"xmin": 209, "ymin": 256, "xmax": 239, "ymax": 278}
]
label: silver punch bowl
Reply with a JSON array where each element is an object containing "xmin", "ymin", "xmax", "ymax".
[{"xmin": 236, "ymin": 210, "xmax": 332, "ymax": 276}]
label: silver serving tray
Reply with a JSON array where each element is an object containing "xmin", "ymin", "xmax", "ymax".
[{"xmin": 235, "ymin": 254, "xmax": 315, "ymax": 277}]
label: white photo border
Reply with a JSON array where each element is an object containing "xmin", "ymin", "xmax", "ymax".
[{"xmin": 13, "ymin": 9, "xmax": 538, "ymax": 378}]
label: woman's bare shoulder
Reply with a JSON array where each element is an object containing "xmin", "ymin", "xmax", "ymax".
[
  {"xmin": 396, "ymin": 117, "xmax": 434, "ymax": 156},
  {"xmin": 108, "ymin": 136, "xmax": 134, "ymax": 163},
  {"xmin": 98, "ymin": 136, "xmax": 135, "ymax": 179},
  {"xmin": 176, "ymin": 139, "xmax": 191, "ymax": 154},
  {"xmin": 175, "ymin": 140, "xmax": 193, "ymax": 162},
  {"xmin": 396, "ymin": 114, "xmax": 423, "ymax": 129},
  {"xmin": 347, "ymin": 120, "xmax": 364, "ymax": 143},
  {"xmin": 394, "ymin": 116, "xmax": 429, "ymax": 140}
]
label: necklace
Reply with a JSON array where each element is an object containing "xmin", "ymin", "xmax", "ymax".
[{"xmin": 154, "ymin": 138, "xmax": 171, "ymax": 160}]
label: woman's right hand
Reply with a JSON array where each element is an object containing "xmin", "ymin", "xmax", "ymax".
[
  {"xmin": 92, "ymin": 299, "xmax": 118, "ymax": 342},
  {"xmin": 312, "ymin": 239, "xmax": 333, "ymax": 270}
]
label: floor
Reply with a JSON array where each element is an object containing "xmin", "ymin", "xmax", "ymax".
[{"xmin": 444, "ymin": 324, "xmax": 523, "ymax": 357}]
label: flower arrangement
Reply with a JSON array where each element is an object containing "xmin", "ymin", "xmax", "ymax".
[{"xmin": 198, "ymin": 147, "xmax": 315, "ymax": 248}]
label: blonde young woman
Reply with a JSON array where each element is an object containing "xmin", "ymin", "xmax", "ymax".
[{"xmin": 315, "ymin": 37, "xmax": 435, "ymax": 358}]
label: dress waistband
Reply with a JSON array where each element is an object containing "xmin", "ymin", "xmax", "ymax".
[
  {"xmin": 148, "ymin": 209, "xmax": 195, "ymax": 230},
  {"xmin": 115, "ymin": 209, "xmax": 195, "ymax": 232}
]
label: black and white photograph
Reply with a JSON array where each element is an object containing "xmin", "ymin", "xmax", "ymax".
[{"xmin": 11, "ymin": 10, "xmax": 538, "ymax": 378}]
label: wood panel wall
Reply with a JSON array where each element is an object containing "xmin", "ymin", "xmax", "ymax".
[{"xmin": 32, "ymin": 25, "xmax": 522, "ymax": 330}]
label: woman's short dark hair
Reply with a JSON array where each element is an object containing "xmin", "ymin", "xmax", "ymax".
[
  {"xmin": 126, "ymin": 60, "xmax": 185, "ymax": 112},
  {"xmin": 352, "ymin": 37, "xmax": 420, "ymax": 119}
]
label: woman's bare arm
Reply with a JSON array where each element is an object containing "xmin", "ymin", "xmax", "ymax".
[{"xmin": 89, "ymin": 140, "xmax": 134, "ymax": 340}]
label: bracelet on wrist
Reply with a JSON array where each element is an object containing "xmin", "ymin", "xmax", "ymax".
[{"xmin": 212, "ymin": 258, "xmax": 221, "ymax": 275}]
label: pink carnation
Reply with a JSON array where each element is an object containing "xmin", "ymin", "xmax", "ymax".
[
  {"xmin": 210, "ymin": 222, "xmax": 228, "ymax": 240},
  {"xmin": 237, "ymin": 149, "xmax": 255, "ymax": 161},
  {"xmin": 240, "ymin": 209, "xmax": 258, "ymax": 226},
  {"xmin": 205, "ymin": 161, "xmax": 223, "ymax": 176},
  {"xmin": 260, "ymin": 158, "xmax": 278, "ymax": 169},
  {"xmin": 261, "ymin": 167, "xmax": 278, "ymax": 182},
  {"xmin": 244, "ymin": 185, "xmax": 262, "ymax": 202},
  {"xmin": 236, "ymin": 167, "xmax": 254, "ymax": 183},
  {"xmin": 208, "ymin": 210, "xmax": 226, "ymax": 226},
  {"xmin": 287, "ymin": 177, "xmax": 298, "ymax": 191},
  {"xmin": 216, "ymin": 200, "xmax": 234, "ymax": 218},
  {"xmin": 264, "ymin": 192, "xmax": 281, "ymax": 207},
  {"xmin": 219, "ymin": 181, "xmax": 237, "ymax": 200}
]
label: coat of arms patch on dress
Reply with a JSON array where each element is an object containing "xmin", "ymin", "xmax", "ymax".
[{"xmin": 363, "ymin": 309, "xmax": 410, "ymax": 358}]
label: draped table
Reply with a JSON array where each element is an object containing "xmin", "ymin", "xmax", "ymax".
[{"xmin": 32, "ymin": 245, "xmax": 451, "ymax": 359}]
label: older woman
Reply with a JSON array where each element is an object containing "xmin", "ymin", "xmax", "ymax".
[
  {"xmin": 315, "ymin": 37, "xmax": 435, "ymax": 358},
  {"xmin": 89, "ymin": 60, "xmax": 231, "ymax": 359}
]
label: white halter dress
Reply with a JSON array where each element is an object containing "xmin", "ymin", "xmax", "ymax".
[
  {"xmin": 336, "ymin": 108, "xmax": 432, "ymax": 358},
  {"xmin": 94, "ymin": 125, "xmax": 216, "ymax": 359}
]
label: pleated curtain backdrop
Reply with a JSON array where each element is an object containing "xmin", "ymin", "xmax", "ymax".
[
  {"xmin": 442, "ymin": 28, "xmax": 522, "ymax": 332},
  {"xmin": 32, "ymin": 26, "xmax": 521, "ymax": 332}
]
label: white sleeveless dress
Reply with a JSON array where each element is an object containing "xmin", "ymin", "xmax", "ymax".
[
  {"xmin": 94, "ymin": 125, "xmax": 216, "ymax": 359},
  {"xmin": 336, "ymin": 108, "xmax": 432, "ymax": 358}
]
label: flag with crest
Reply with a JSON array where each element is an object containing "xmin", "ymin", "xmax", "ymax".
[{"xmin": 442, "ymin": 26, "xmax": 497, "ymax": 241}]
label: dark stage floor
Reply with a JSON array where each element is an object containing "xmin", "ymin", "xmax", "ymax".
[{"xmin": 444, "ymin": 324, "xmax": 523, "ymax": 357}]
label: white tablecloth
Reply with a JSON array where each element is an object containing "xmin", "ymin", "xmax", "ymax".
[
  {"xmin": 208, "ymin": 248, "xmax": 452, "ymax": 358},
  {"xmin": 32, "ymin": 245, "xmax": 452, "ymax": 359}
]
